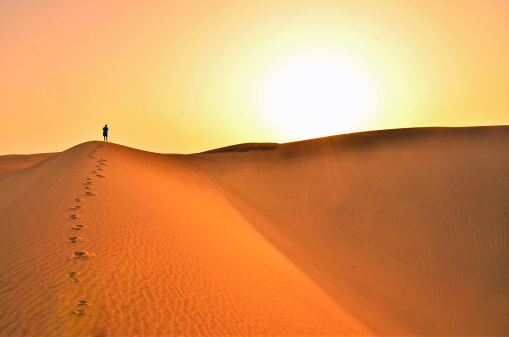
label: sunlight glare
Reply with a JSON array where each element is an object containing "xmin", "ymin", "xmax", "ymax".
[{"xmin": 259, "ymin": 52, "xmax": 377, "ymax": 139}]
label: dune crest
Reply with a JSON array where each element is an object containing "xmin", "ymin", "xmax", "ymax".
[{"xmin": 0, "ymin": 126, "xmax": 508, "ymax": 336}]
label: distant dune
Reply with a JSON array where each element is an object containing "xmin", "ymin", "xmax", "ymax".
[
  {"xmin": 198, "ymin": 142, "xmax": 279, "ymax": 154},
  {"xmin": 0, "ymin": 152, "xmax": 55, "ymax": 179},
  {"xmin": 0, "ymin": 126, "xmax": 508, "ymax": 336}
]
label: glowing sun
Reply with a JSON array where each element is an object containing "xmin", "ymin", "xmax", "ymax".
[{"xmin": 259, "ymin": 52, "xmax": 377, "ymax": 139}]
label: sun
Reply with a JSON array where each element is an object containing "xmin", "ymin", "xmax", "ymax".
[{"xmin": 259, "ymin": 52, "xmax": 377, "ymax": 139}]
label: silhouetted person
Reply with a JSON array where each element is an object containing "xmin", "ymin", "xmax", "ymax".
[{"xmin": 103, "ymin": 124, "xmax": 108, "ymax": 141}]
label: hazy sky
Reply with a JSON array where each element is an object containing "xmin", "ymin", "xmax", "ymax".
[{"xmin": 1, "ymin": 0, "xmax": 508, "ymax": 155}]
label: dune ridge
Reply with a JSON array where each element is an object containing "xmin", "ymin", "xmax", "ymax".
[
  {"xmin": 0, "ymin": 126, "xmax": 508, "ymax": 336},
  {"xmin": 198, "ymin": 142, "xmax": 279, "ymax": 154}
]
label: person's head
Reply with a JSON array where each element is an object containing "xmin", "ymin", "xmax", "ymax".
[{"xmin": 105, "ymin": 124, "xmax": 107, "ymax": 127}]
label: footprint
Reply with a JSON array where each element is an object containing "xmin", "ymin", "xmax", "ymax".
[
  {"xmin": 72, "ymin": 224, "xmax": 85, "ymax": 230},
  {"xmin": 68, "ymin": 236, "xmax": 83, "ymax": 243},
  {"xmin": 68, "ymin": 251, "xmax": 91, "ymax": 260},
  {"xmin": 96, "ymin": 175, "xmax": 106, "ymax": 178},
  {"xmin": 84, "ymin": 186, "xmax": 91, "ymax": 189},
  {"xmin": 91, "ymin": 171, "xmax": 98, "ymax": 174},
  {"xmin": 84, "ymin": 191, "xmax": 97, "ymax": 196},
  {"xmin": 83, "ymin": 182, "xmax": 93, "ymax": 185},
  {"xmin": 86, "ymin": 178, "xmax": 92, "ymax": 180},
  {"xmin": 75, "ymin": 198, "xmax": 82, "ymax": 203},
  {"xmin": 97, "ymin": 168, "xmax": 104, "ymax": 171},
  {"xmin": 67, "ymin": 272, "xmax": 80, "ymax": 283},
  {"xmin": 72, "ymin": 300, "xmax": 91, "ymax": 315},
  {"xmin": 69, "ymin": 215, "xmax": 79, "ymax": 220},
  {"xmin": 70, "ymin": 205, "xmax": 81, "ymax": 210}
]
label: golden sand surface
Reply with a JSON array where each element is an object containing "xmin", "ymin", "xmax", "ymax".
[
  {"xmin": 0, "ymin": 126, "xmax": 508, "ymax": 336},
  {"xmin": 0, "ymin": 153, "xmax": 55, "ymax": 179}
]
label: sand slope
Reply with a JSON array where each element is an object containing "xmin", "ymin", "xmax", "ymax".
[
  {"xmin": 0, "ymin": 141, "xmax": 365, "ymax": 336},
  {"xmin": 200, "ymin": 126, "xmax": 509, "ymax": 335},
  {"xmin": 0, "ymin": 152, "xmax": 54, "ymax": 179},
  {"xmin": 0, "ymin": 126, "xmax": 508, "ymax": 336}
]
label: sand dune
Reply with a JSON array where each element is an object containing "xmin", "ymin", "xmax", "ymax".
[
  {"xmin": 0, "ymin": 126, "xmax": 508, "ymax": 336},
  {"xmin": 0, "ymin": 152, "xmax": 55, "ymax": 179}
]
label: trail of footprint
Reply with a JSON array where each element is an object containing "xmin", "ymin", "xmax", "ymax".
[{"xmin": 64, "ymin": 170, "xmax": 98, "ymax": 322}]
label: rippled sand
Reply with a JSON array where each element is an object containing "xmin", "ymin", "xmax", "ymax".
[{"xmin": 0, "ymin": 126, "xmax": 508, "ymax": 336}]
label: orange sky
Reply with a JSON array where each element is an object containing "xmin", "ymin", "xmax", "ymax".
[{"xmin": 1, "ymin": 0, "xmax": 508, "ymax": 155}]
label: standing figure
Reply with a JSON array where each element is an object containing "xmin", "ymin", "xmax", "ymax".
[{"xmin": 103, "ymin": 124, "xmax": 108, "ymax": 141}]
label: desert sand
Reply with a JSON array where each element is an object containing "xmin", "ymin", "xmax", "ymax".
[
  {"xmin": 0, "ymin": 126, "xmax": 508, "ymax": 336},
  {"xmin": 0, "ymin": 153, "xmax": 55, "ymax": 180}
]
